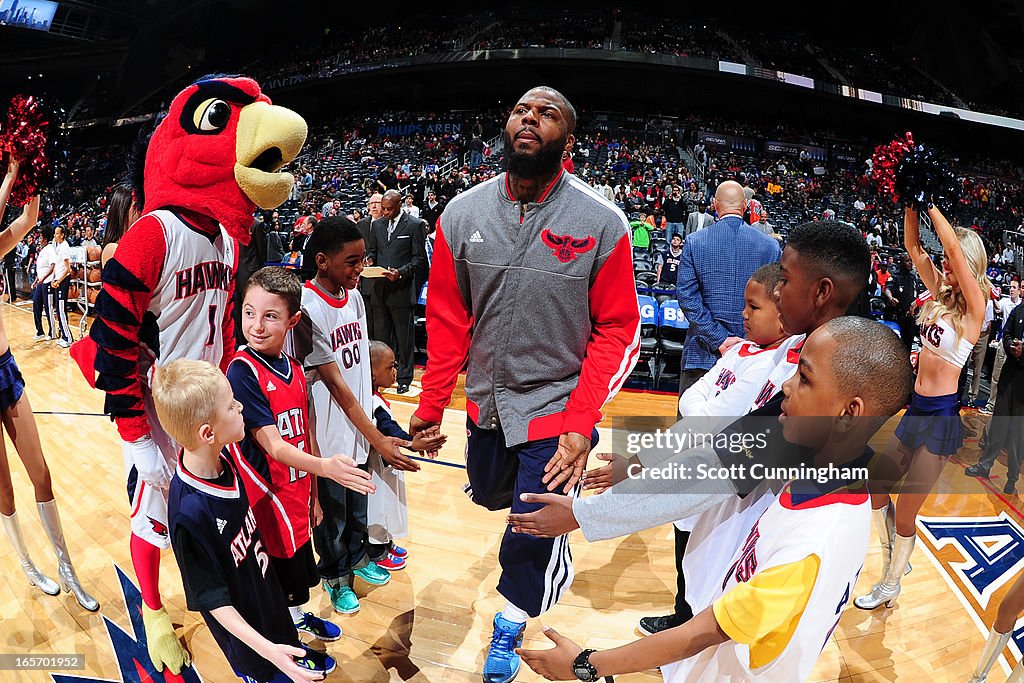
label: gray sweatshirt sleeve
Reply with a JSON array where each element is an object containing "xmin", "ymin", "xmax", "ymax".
[{"xmin": 572, "ymin": 447, "xmax": 737, "ymax": 542}]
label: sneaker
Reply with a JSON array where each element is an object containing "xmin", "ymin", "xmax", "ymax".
[
  {"xmin": 482, "ymin": 613, "xmax": 525, "ymax": 683},
  {"xmin": 294, "ymin": 646, "xmax": 336, "ymax": 676},
  {"xmin": 979, "ymin": 404, "xmax": 995, "ymax": 415},
  {"xmin": 353, "ymin": 561, "xmax": 391, "ymax": 586},
  {"xmin": 57, "ymin": 339, "xmax": 71, "ymax": 348},
  {"xmin": 295, "ymin": 612, "xmax": 342, "ymax": 641},
  {"xmin": 637, "ymin": 612, "xmax": 691, "ymax": 636},
  {"xmin": 377, "ymin": 554, "xmax": 406, "ymax": 571},
  {"xmin": 324, "ymin": 582, "xmax": 360, "ymax": 614},
  {"xmin": 32, "ymin": 333, "xmax": 46, "ymax": 342},
  {"xmin": 389, "ymin": 544, "xmax": 408, "ymax": 559}
]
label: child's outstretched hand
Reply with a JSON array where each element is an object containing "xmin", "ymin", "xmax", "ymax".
[
  {"xmin": 581, "ymin": 452, "xmax": 631, "ymax": 494},
  {"xmin": 410, "ymin": 426, "xmax": 446, "ymax": 458},
  {"xmin": 323, "ymin": 454, "xmax": 376, "ymax": 494},
  {"xmin": 377, "ymin": 435, "xmax": 421, "ymax": 472},
  {"xmin": 265, "ymin": 643, "xmax": 323, "ymax": 682}
]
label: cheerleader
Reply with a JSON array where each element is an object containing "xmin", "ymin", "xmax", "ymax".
[
  {"xmin": 856, "ymin": 205, "xmax": 989, "ymax": 610},
  {"xmin": 0, "ymin": 158, "xmax": 98, "ymax": 611}
]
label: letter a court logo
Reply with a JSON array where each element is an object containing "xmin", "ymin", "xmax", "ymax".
[
  {"xmin": 51, "ymin": 564, "xmax": 203, "ymax": 682},
  {"xmin": 919, "ymin": 513, "xmax": 1024, "ymax": 668}
]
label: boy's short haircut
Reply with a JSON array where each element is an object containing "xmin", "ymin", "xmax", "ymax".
[
  {"xmin": 369, "ymin": 340, "xmax": 392, "ymax": 364},
  {"xmin": 824, "ymin": 316, "xmax": 912, "ymax": 417},
  {"xmin": 246, "ymin": 266, "xmax": 301, "ymax": 316},
  {"xmin": 152, "ymin": 359, "xmax": 223, "ymax": 450},
  {"xmin": 786, "ymin": 221, "xmax": 870, "ymax": 302},
  {"xmin": 749, "ymin": 262, "xmax": 782, "ymax": 295},
  {"xmin": 39, "ymin": 225, "xmax": 54, "ymax": 241},
  {"xmin": 304, "ymin": 215, "xmax": 363, "ymax": 262}
]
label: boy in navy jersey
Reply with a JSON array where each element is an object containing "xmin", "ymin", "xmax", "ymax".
[
  {"xmin": 228, "ymin": 266, "xmax": 376, "ymax": 642},
  {"xmin": 156, "ymin": 359, "xmax": 334, "ymax": 682}
]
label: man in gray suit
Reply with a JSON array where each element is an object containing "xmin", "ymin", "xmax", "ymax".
[
  {"xmin": 366, "ymin": 189, "xmax": 427, "ymax": 393},
  {"xmin": 684, "ymin": 202, "xmax": 715, "ymax": 237}
]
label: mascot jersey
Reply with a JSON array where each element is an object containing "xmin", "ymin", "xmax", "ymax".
[{"xmin": 94, "ymin": 207, "xmax": 236, "ymax": 441}]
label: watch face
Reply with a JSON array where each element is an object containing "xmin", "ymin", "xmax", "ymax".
[{"xmin": 572, "ymin": 664, "xmax": 595, "ymax": 682}]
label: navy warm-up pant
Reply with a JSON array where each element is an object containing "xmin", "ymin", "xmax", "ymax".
[{"xmin": 465, "ymin": 418, "xmax": 597, "ymax": 618}]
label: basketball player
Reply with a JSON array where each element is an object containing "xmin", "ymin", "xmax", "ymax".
[
  {"xmin": 409, "ymin": 86, "xmax": 640, "ymax": 683},
  {"xmin": 516, "ymin": 317, "xmax": 913, "ymax": 682},
  {"xmin": 154, "ymin": 359, "xmax": 333, "ymax": 682},
  {"xmin": 291, "ymin": 216, "xmax": 415, "ymax": 615}
]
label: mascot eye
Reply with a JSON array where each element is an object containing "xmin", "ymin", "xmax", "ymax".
[{"xmin": 195, "ymin": 99, "xmax": 231, "ymax": 131}]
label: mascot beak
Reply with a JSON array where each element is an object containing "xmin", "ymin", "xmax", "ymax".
[{"xmin": 234, "ymin": 101, "xmax": 307, "ymax": 209}]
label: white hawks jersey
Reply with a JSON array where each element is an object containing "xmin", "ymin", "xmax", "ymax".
[
  {"xmin": 295, "ymin": 280, "xmax": 372, "ymax": 464},
  {"xmin": 664, "ymin": 481, "xmax": 870, "ymax": 682}
]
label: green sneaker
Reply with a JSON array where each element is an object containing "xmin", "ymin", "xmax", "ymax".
[
  {"xmin": 353, "ymin": 561, "xmax": 391, "ymax": 586},
  {"xmin": 324, "ymin": 582, "xmax": 360, "ymax": 614}
]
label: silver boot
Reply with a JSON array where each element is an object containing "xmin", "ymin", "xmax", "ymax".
[
  {"xmin": 882, "ymin": 502, "xmax": 911, "ymax": 576},
  {"xmin": 968, "ymin": 626, "xmax": 1012, "ymax": 683},
  {"xmin": 37, "ymin": 500, "xmax": 99, "ymax": 612},
  {"xmin": 854, "ymin": 532, "xmax": 915, "ymax": 610},
  {"xmin": 1007, "ymin": 660, "xmax": 1024, "ymax": 683},
  {"xmin": 1, "ymin": 511, "xmax": 59, "ymax": 595}
]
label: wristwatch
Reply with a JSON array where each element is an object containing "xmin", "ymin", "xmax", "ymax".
[{"xmin": 572, "ymin": 649, "xmax": 600, "ymax": 681}]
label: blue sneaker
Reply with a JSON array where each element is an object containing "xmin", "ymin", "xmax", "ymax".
[
  {"xmin": 294, "ymin": 646, "xmax": 336, "ymax": 676},
  {"xmin": 353, "ymin": 561, "xmax": 391, "ymax": 586},
  {"xmin": 482, "ymin": 613, "xmax": 525, "ymax": 683},
  {"xmin": 295, "ymin": 612, "xmax": 342, "ymax": 641},
  {"xmin": 324, "ymin": 582, "xmax": 360, "ymax": 614},
  {"xmin": 390, "ymin": 544, "xmax": 408, "ymax": 559}
]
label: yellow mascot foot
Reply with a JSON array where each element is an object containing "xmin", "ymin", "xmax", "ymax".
[{"xmin": 142, "ymin": 605, "xmax": 191, "ymax": 674}]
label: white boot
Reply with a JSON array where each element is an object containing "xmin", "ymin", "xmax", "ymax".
[
  {"xmin": 854, "ymin": 533, "xmax": 914, "ymax": 610},
  {"xmin": 1, "ymin": 510, "xmax": 59, "ymax": 595},
  {"xmin": 1006, "ymin": 660, "xmax": 1024, "ymax": 683},
  {"xmin": 968, "ymin": 626, "xmax": 1012, "ymax": 683},
  {"xmin": 38, "ymin": 500, "xmax": 99, "ymax": 611}
]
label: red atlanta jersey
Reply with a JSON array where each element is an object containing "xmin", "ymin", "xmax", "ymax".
[
  {"xmin": 91, "ymin": 208, "xmax": 237, "ymax": 442},
  {"xmin": 227, "ymin": 347, "xmax": 311, "ymax": 558}
]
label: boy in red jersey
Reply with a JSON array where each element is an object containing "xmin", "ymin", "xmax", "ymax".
[{"xmin": 227, "ymin": 266, "xmax": 376, "ymax": 641}]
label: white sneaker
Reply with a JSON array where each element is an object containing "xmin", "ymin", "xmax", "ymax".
[
  {"xmin": 32, "ymin": 334, "xmax": 46, "ymax": 342},
  {"xmin": 56, "ymin": 339, "xmax": 70, "ymax": 348}
]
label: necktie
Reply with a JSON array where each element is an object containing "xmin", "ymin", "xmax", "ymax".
[{"xmin": 388, "ymin": 219, "xmax": 397, "ymax": 240}]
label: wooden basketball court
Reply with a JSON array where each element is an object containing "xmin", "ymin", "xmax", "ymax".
[{"xmin": 0, "ymin": 298, "xmax": 1019, "ymax": 682}]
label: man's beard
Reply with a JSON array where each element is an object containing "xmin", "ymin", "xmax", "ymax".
[{"xmin": 503, "ymin": 130, "xmax": 566, "ymax": 179}]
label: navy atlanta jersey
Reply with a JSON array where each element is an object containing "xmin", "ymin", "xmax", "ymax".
[
  {"xmin": 227, "ymin": 346, "xmax": 312, "ymax": 558},
  {"xmin": 167, "ymin": 445, "xmax": 297, "ymax": 680}
]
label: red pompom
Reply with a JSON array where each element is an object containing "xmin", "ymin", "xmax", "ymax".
[
  {"xmin": 870, "ymin": 132, "xmax": 914, "ymax": 206},
  {"xmin": 3, "ymin": 94, "xmax": 56, "ymax": 207}
]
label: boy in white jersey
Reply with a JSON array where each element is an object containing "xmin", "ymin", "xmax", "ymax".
[
  {"xmin": 290, "ymin": 216, "xmax": 418, "ymax": 615},
  {"xmin": 633, "ymin": 262, "xmax": 803, "ymax": 636},
  {"xmin": 517, "ymin": 317, "xmax": 913, "ymax": 683}
]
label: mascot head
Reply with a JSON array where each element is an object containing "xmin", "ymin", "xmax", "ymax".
[{"xmin": 142, "ymin": 75, "xmax": 306, "ymax": 243}]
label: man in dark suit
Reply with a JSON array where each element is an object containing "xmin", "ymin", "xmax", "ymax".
[
  {"xmin": 355, "ymin": 193, "xmax": 383, "ymax": 334},
  {"xmin": 366, "ymin": 189, "xmax": 427, "ymax": 393}
]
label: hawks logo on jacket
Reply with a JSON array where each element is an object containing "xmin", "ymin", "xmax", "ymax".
[{"xmin": 540, "ymin": 229, "xmax": 596, "ymax": 263}]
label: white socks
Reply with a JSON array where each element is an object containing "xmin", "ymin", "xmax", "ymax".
[
  {"xmin": 289, "ymin": 605, "xmax": 304, "ymax": 625},
  {"xmin": 501, "ymin": 602, "xmax": 528, "ymax": 624}
]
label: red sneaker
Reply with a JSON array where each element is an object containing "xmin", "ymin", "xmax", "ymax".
[{"xmin": 377, "ymin": 554, "xmax": 406, "ymax": 571}]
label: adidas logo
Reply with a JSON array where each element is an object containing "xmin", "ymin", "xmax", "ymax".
[
  {"xmin": 216, "ymin": 518, "xmax": 227, "ymax": 535},
  {"xmin": 266, "ymin": 380, "xmax": 277, "ymax": 392},
  {"xmin": 470, "ymin": 231, "xmax": 484, "ymax": 243}
]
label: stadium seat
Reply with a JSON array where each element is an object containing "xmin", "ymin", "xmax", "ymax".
[
  {"xmin": 656, "ymin": 299, "xmax": 688, "ymax": 388},
  {"xmin": 630, "ymin": 295, "xmax": 659, "ymax": 383}
]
